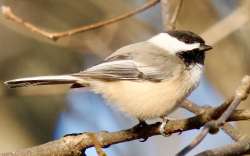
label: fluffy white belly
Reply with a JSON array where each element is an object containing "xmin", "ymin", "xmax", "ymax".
[{"xmin": 89, "ymin": 72, "xmax": 199, "ymax": 119}]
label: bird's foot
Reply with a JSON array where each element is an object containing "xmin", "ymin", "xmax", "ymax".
[
  {"xmin": 159, "ymin": 116, "xmax": 175, "ymax": 137},
  {"xmin": 133, "ymin": 120, "xmax": 149, "ymax": 142}
]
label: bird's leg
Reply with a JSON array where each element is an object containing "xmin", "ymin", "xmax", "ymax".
[
  {"xmin": 159, "ymin": 116, "xmax": 175, "ymax": 137},
  {"xmin": 132, "ymin": 119, "xmax": 149, "ymax": 142},
  {"xmin": 133, "ymin": 119, "xmax": 148, "ymax": 129}
]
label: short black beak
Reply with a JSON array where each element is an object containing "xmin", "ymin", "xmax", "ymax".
[{"xmin": 199, "ymin": 44, "xmax": 212, "ymax": 52}]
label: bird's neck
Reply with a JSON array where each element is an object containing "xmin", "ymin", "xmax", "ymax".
[{"xmin": 177, "ymin": 50, "xmax": 205, "ymax": 67}]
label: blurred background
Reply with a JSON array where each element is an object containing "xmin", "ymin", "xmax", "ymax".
[{"xmin": 0, "ymin": 0, "xmax": 249, "ymax": 155}]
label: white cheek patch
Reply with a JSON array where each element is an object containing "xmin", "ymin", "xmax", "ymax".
[{"xmin": 148, "ymin": 33, "xmax": 200, "ymax": 54}]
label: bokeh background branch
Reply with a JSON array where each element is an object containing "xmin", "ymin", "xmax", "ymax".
[
  {"xmin": 1, "ymin": 0, "xmax": 160, "ymax": 41},
  {"xmin": 177, "ymin": 75, "xmax": 250, "ymax": 155}
]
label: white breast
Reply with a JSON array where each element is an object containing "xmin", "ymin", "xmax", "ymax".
[
  {"xmin": 88, "ymin": 65, "xmax": 203, "ymax": 120},
  {"xmin": 188, "ymin": 64, "xmax": 203, "ymax": 88}
]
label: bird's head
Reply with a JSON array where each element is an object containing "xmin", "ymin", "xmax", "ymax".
[
  {"xmin": 149, "ymin": 30, "xmax": 212, "ymax": 54},
  {"xmin": 148, "ymin": 30, "xmax": 212, "ymax": 65}
]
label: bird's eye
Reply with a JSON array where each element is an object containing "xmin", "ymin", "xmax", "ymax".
[{"xmin": 184, "ymin": 39, "xmax": 190, "ymax": 43}]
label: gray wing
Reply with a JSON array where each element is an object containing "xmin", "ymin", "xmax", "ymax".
[
  {"xmin": 73, "ymin": 42, "xmax": 184, "ymax": 81},
  {"xmin": 73, "ymin": 60, "xmax": 143, "ymax": 80}
]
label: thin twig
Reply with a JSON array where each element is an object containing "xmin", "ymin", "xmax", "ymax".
[
  {"xmin": 195, "ymin": 138, "xmax": 250, "ymax": 156},
  {"xmin": 169, "ymin": 0, "xmax": 184, "ymax": 30},
  {"xmin": 1, "ymin": 0, "xmax": 160, "ymax": 41},
  {"xmin": 197, "ymin": 77, "xmax": 250, "ymax": 156},
  {"xmin": 160, "ymin": 0, "xmax": 184, "ymax": 30},
  {"xmin": 177, "ymin": 128, "xmax": 209, "ymax": 156},
  {"xmin": 196, "ymin": 115, "xmax": 250, "ymax": 156},
  {"xmin": 222, "ymin": 123, "xmax": 245, "ymax": 141},
  {"xmin": 177, "ymin": 76, "xmax": 250, "ymax": 156},
  {"xmin": 182, "ymin": 98, "xmax": 248, "ymax": 153},
  {"xmin": 182, "ymin": 99, "xmax": 244, "ymax": 142}
]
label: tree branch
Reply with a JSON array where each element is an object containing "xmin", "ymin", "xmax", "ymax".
[
  {"xmin": 1, "ymin": 0, "xmax": 160, "ymax": 41},
  {"xmin": 1, "ymin": 102, "xmax": 250, "ymax": 155},
  {"xmin": 177, "ymin": 76, "xmax": 250, "ymax": 156}
]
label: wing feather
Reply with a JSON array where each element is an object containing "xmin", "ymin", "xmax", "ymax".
[
  {"xmin": 73, "ymin": 60, "xmax": 143, "ymax": 80},
  {"xmin": 73, "ymin": 42, "xmax": 183, "ymax": 81}
]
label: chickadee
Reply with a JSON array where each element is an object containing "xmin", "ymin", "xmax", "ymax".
[{"xmin": 5, "ymin": 30, "xmax": 212, "ymax": 134}]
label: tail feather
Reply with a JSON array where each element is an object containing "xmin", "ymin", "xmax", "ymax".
[{"xmin": 4, "ymin": 75, "xmax": 82, "ymax": 88}]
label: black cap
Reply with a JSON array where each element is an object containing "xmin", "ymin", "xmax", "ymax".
[{"xmin": 167, "ymin": 30, "xmax": 205, "ymax": 44}]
